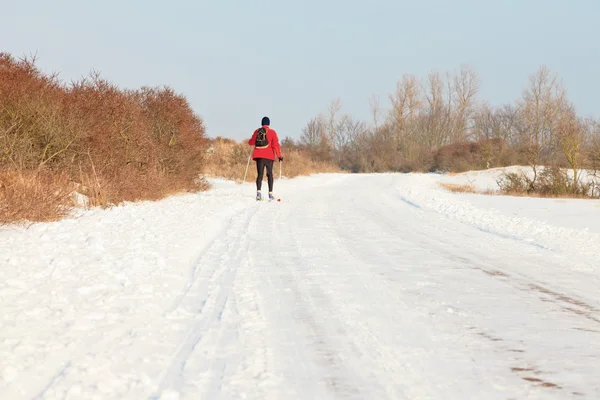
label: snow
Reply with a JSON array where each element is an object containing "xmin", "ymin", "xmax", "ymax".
[
  {"xmin": 1, "ymin": 169, "xmax": 599, "ymax": 399},
  {"xmin": 438, "ymin": 166, "xmax": 600, "ymax": 234}
]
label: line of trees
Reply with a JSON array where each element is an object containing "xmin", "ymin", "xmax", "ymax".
[
  {"xmin": 282, "ymin": 65, "xmax": 600, "ymax": 196},
  {"xmin": 284, "ymin": 65, "xmax": 600, "ymax": 196}
]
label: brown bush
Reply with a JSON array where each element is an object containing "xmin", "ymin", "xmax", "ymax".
[
  {"xmin": 432, "ymin": 138, "xmax": 514, "ymax": 172},
  {"xmin": 0, "ymin": 52, "xmax": 209, "ymax": 222},
  {"xmin": 396, "ymin": 146, "xmax": 436, "ymax": 173}
]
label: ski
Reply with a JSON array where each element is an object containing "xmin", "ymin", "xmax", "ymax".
[{"xmin": 255, "ymin": 192, "xmax": 280, "ymax": 202}]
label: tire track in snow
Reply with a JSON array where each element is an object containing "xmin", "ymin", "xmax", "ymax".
[
  {"xmin": 192, "ymin": 199, "xmax": 297, "ymax": 400},
  {"xmin": 256, "ymin": 183, "xmax": 401, "ymax": 399},
  {"xmin": 15, "ymin": 198, "xmax": 262, "ymax": 399},
  {"xmin": 365, "ymin": 178, "xmax": 599, "ymax": 321},
  {"xmin": 270, "ymin": 244, "xmax": 365, "ymax": 399},
  {"xmin": 163, "ymin": 204, "xmax": 258, "ymax": 315},
  {"xmin": 320, "ymin": 177, "xmax": 436, "ymax": 398},
  {"xmin": 338, "ymin": 175, "xmax": 599, "ymax": 397},
  {"xmin": 31, "ymin": 362, "xmax": 72, "ymax": 400},
  {"xmin": 374, "ymin": 178, "xmax": 599, "ymax": 310},
  {"xmin": 331, "ymin": 184, "xmax": 535, "ymax": 394},
  {"xmin": 150, "ymin": 202, "xmax": 257, "ymax": 399}
]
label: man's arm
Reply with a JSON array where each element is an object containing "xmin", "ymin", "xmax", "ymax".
[
  {"xmin": 248, "ymin": 129, "xmax": 257, "ymax": 145},
  {"xmin": 271, "ymin": 130, "xmax": 282, "ymax": 159}
]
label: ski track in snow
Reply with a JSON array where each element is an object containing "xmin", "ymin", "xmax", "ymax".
[{"xmin": 1, "ymin": 172, "xmax": 599, "ymax": 399}]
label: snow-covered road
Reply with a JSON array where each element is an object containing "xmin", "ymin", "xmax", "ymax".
[{"xmin": 1, "ymin": 172, "xmax": 599, "ymax": 399}]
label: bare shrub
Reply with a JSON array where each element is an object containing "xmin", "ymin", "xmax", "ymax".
[
  {"xmin": 432, "ymin": 138, "xmax": 511, "ymax": 172},
  {"xmin": 298, "ymin": 115, "xmax": 333, "ymax": 164},
  {"xmin": 496, "ymin": 166, "xmax": 597, "ymax": 198},
  {"xmin": 496, "ymin": 171, "xmax": 530, "ymax": 195},
  {"xmin": 537, "ymin": 167, "xmax": 573, "ymax": 196},
  {"xmin": 0, "ymin": 52, "xmax": 209, "ymax": 223}
]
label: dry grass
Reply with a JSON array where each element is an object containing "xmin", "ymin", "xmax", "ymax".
[
  {"xmin": 0, "ymin": 170, "xmax": 75, "ymax": 225},
  {"xmin": 487, "ymin": 190, "xmax": 592, "ymax": 200},
  {"xmin": 202, "ymin": 138, "xmax": 341, "ymax": 184},
  {"xmin": 438, "ymin": 182, "xmax": 478, "ymax": 193}
]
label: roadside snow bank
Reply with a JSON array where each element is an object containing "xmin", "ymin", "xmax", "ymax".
[{"xmin": 394, "ymin": 172, "xmax": 600, "ymax": 268}]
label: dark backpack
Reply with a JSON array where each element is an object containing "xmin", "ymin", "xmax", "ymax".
[{"xmin": 255, "ymin": 127, "xmax": 269, "ymax": 147}]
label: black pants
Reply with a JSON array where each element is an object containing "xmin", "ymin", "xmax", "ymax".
[{"xmin": 255, "ymin": 158, "xmax": 274, "ymax": 192}]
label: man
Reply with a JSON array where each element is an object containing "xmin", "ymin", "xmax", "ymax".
[{"xmin": 248, "ymin": 116, "xmax": 283, "ymax": 200}]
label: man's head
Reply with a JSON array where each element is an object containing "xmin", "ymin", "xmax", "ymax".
[{"xmin": 261, "ymin": 116, "xmax": 270, "ymax": 126}]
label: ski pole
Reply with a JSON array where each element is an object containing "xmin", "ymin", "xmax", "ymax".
[
  {"xmin": 242, "ymin": 150, "xmax": 252, "ymax": 183},
  {"xmin": 279, "ymin": 159, "xmax": 282, "ymax": 179}
]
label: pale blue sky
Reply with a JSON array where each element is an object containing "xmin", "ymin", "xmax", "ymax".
[{"xmin": 3, "ymin": 0, "xmax": 599, "ymax": 140}]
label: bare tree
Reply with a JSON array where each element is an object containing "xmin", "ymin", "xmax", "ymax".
[
  {"xmin": 556, "ymin": 109, "xmax": 587, "ymax": 187},
  {"xmin": 369, "ymin": 94, "xmax": 382, "ymax": 133},
  {"xmin": 299, "ymin": 115, "xmax": 326, "ymax": 149},
  {"xmin": 421, "ymin": 71, "xmax": 451, "ymax": 150},
  {"xmin": 389, "ymin": 74, "xmax": 421, "ymax": 133},
  {"xmin": 473, "ymin": 102, "xmax": 525, "ymax": 147},
  {"xmin": 519, "ymin": 65, "xmax": 569, "ymax": 186},
  {"xmin": 326, "ymin": 98, "xmax": 343, "ymax": 151},
  {"xmin": 336, "ymin": 116, "xmax": 370, "ymax": 171},
  {"xmin": 388, "ymin": 73, "xmax": 422, "ymax": 163},
  {"xmin": 472, "ymin": 102, "xmax": 499, "ymax": 141},
  {"xmin": 451, "ymin": 64, "xmax": 480, "ymax": 142},
  {"xmin": 299, "ymin": 114, "xmax": 332, "ymax": 162},
  {"xmin": 587, "ymin": 121, "xmax": 600, "ymax": 196},
  {"xmin": 498, "ymin": 104, "xmax": 526, "ymax": 148},
  {"xmin": 332, "ymin": 114, "xmax": 352, "ymax": 158},
  {"xmin": 588, "ymin": 120, "xmax": 600, "ymax": 167},
  {"xmin": 339, "ymin": 116, "xmax": 368, "ymax": 148}
]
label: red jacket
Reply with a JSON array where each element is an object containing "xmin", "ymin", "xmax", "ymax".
[{"xmin": 248, "ymin": 125, "xmax": 282, "ymax": 161}]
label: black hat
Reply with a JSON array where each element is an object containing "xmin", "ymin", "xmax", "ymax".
[{"xmin": 261, "ymin": 116, "xmax": 270, "ymax": 126}]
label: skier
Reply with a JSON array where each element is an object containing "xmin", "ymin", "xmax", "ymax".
[{"xmin": 248, "ymin": 116, "xmax": 283, "ymax": 200}]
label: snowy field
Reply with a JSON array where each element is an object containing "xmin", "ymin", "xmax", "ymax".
[{"xmin": 1, "ymin": 168, "xmax": 599, "ymax": 399}]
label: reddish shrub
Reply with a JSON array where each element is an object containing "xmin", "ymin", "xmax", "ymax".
[
  {"xmin": 432, "ymin": 138, "xmax": 514, "ymax": 172},
  {"xmin": 0, "ymin": 52, "xmax": 209, "ymax": 221}
]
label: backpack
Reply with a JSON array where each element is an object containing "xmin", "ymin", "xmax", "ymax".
[{"xmin": 255, "ymin": 127, "xmax": 269, "ymax": 147}]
